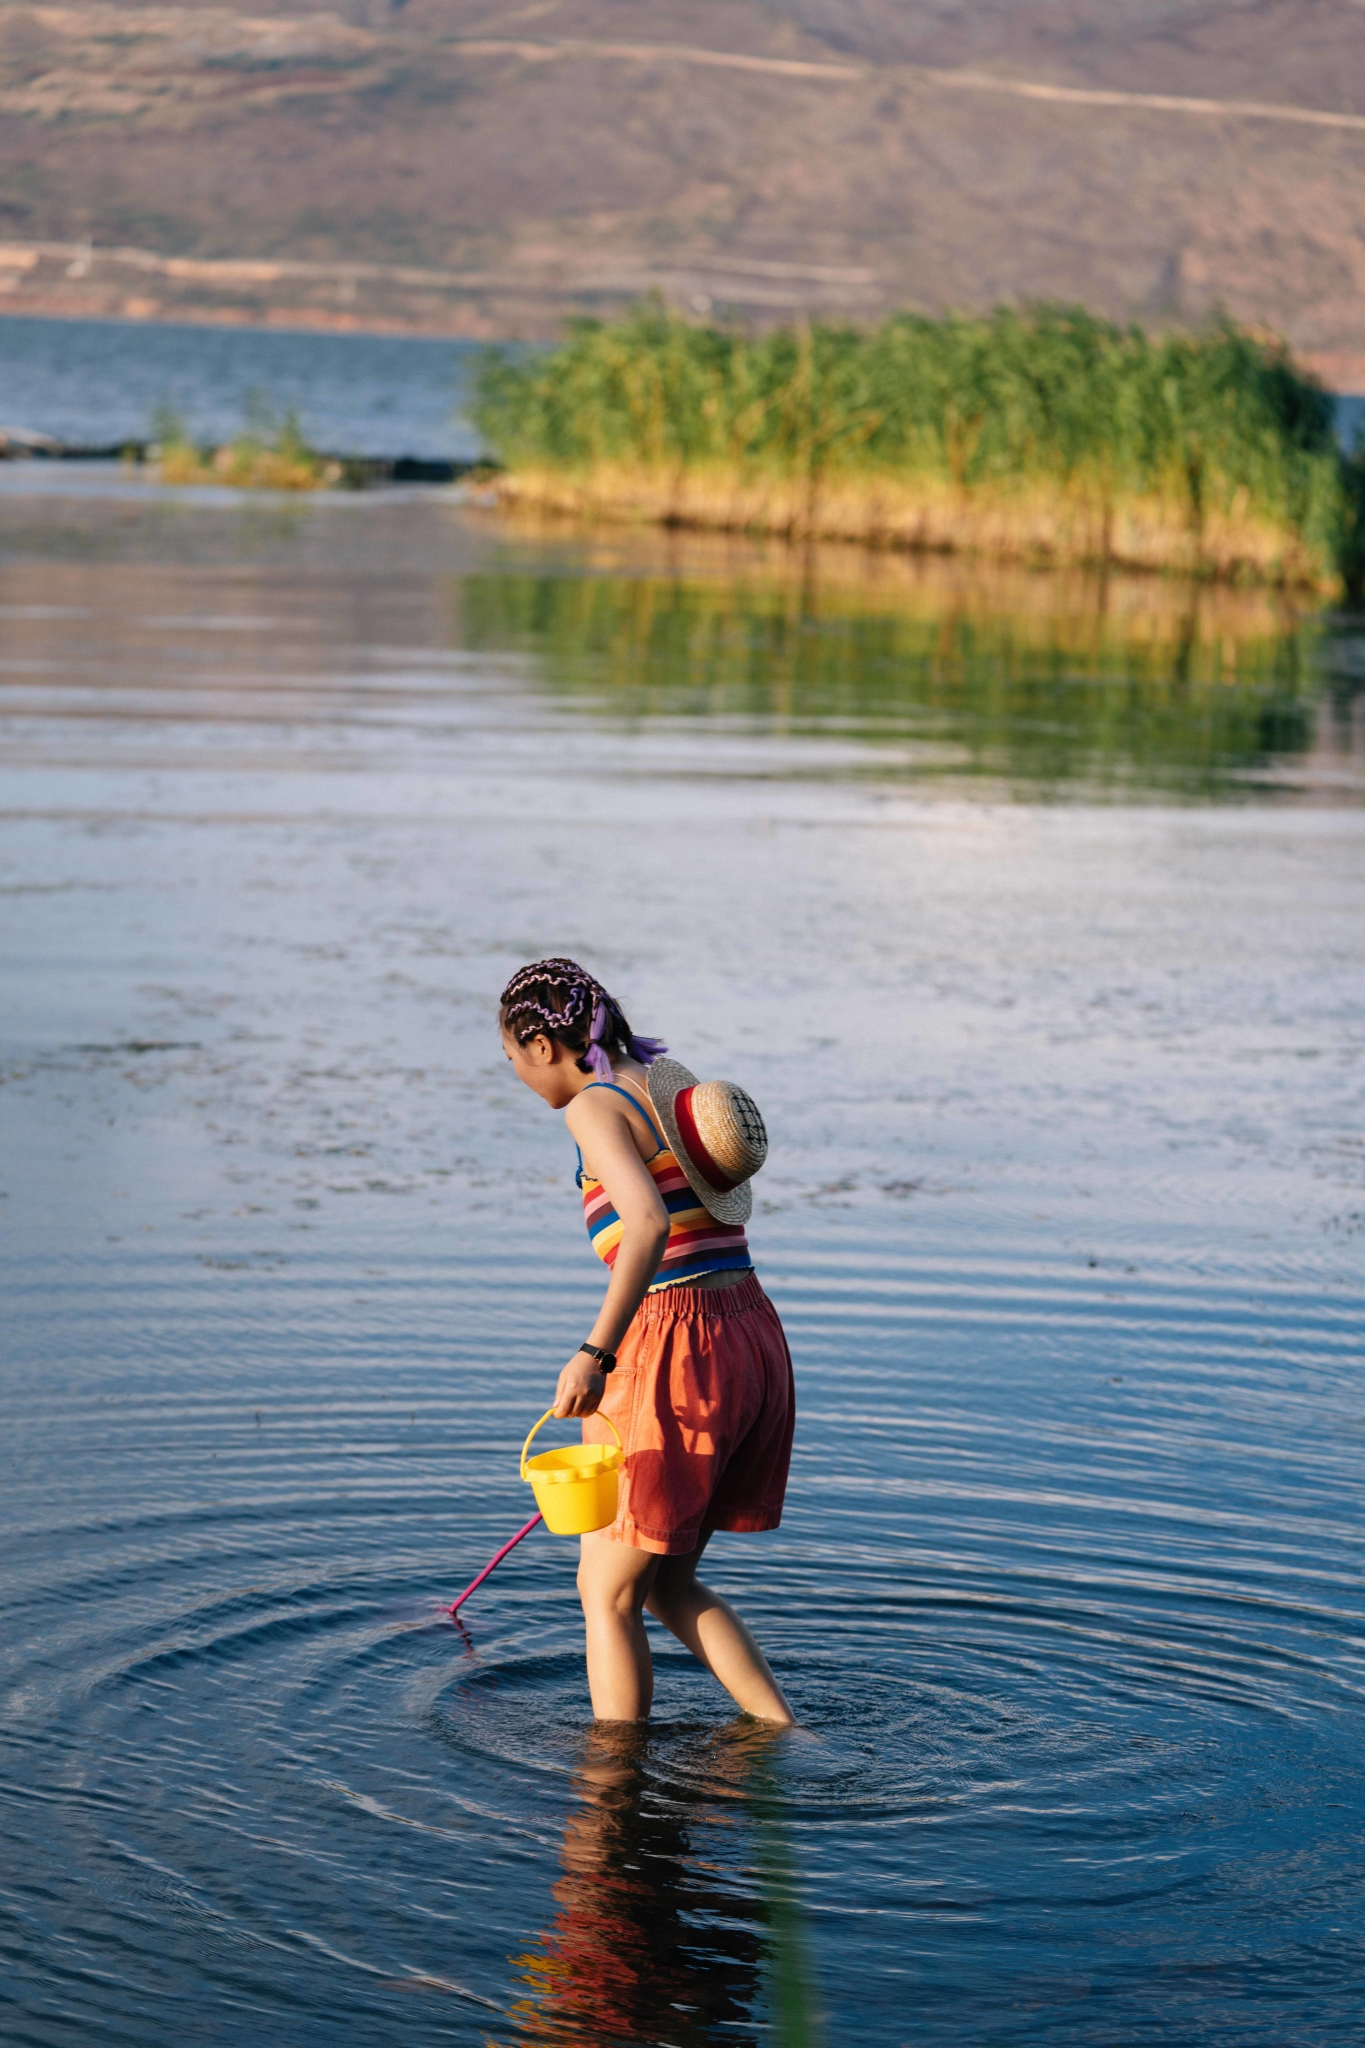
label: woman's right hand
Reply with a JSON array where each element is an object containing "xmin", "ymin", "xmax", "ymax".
[{"xmin": 553, "ymin": 1356, "xmax": 606, "ymax": 1419}]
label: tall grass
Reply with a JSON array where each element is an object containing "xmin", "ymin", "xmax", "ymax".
[
  {"xmin": 474, "ymin": 304, "xmax": 1346, "ymax": 588},
  {"xmin": 150, "ymin": 401, "xmax": 342, "ymax": 490}
]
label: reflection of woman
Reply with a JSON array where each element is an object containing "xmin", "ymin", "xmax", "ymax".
[
  {"xmin": 510, "ymin": 1724, "xmax": 766, "ymax": 2048},
  {"xmin": 499, "ymin": 958, "xmax": 794, "ymax": 1724}
]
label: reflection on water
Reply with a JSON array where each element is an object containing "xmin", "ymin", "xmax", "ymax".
[
  {"xmin": 749, "ymin": 1748, "xmax": 826, "ymax": 2048},
  {"xmin": 2, "ymin": 485, "xmax": 1365, "ymax": 2047},
  {"xmin": 511, "ymin": 1722, "xmax": 823, "ymax": 2048},
  {"xmin": 461, "ymin": 527, "xmax": 1361, "ymax": 797}
]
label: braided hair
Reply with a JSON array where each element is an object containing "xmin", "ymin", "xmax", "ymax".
[{"xmin": 499, "ymin": 958, "xmax": 667, "ymax": 1080}]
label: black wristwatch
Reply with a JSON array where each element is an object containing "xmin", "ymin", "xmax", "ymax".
[{"xmin": 576, "ymin": 1342, "xmax": 617, "ymax": 1374}]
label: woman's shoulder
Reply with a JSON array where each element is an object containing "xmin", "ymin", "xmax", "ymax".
[{"xmin": 564, "ymin": 1068, "xmax": 655, "ymax": 1135}]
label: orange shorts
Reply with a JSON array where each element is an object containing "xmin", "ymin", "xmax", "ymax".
[{"xmin": 583, "ymin": 1270, "xmax": 795, "ymax": 1556}]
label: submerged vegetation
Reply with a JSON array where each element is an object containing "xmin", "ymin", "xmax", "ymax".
[
  {"xmin": 474, "ymin": 305, "xmax": 1356, "ymax": 590},
  {"xmin": 150, "ymin": 403, "xmax": 342, "ymax": 490}
]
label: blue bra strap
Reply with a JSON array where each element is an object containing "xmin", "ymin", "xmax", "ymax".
[{"xmin": 581, "ymin": 1080, "xmax": 667, "ymax": 1156}]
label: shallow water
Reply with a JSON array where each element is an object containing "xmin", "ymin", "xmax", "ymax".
[{"xmin": 2, "ymin": 487, "xmax": 1364, "ymax": 2047}]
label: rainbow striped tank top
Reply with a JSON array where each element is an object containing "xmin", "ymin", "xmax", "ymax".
[{"xmin": 575, "ymin": 1080, "xmax": 753, "ymax": 1291}]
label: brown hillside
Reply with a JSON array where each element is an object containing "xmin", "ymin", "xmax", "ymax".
[{"xmin": 0, "ymin": 0, "xmax": 1361, "ymax": 379}]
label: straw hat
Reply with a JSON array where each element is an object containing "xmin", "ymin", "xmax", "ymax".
[{"xmin": 646, "ymin": 1057, "xmax": 768, "ymax": 1225}]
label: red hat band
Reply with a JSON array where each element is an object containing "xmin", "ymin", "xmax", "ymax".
[{"xmin": 672, "ymin": 1085, "xmax": 745, "ymax": 1193}]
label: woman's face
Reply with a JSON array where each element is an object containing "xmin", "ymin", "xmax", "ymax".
[{"xmin": 502, "ymin": 1028, "xmax": 584, "ymax": 1109}]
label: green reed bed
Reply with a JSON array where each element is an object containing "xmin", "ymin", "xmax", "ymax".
[{"xmin": 474, "ymin": 305, "xmax": 1359, "ymax": 590}]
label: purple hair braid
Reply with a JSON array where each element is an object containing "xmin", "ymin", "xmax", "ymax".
[{"xmin": 584, "ymin": 998, "xmax": 615, "ymax": 1081}]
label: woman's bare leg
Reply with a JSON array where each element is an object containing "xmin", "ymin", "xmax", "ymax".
[
  {"xmin": 578, "ymin": 1530, "xmax": 795, "ymax": 1725},
  {"xmin": 577, "ymin": 1532, "xmax": 660, "ymax": 1721},
  {"xmin": 646, "ymin": 1537, "xmax": 794, "ymax": 1725}
]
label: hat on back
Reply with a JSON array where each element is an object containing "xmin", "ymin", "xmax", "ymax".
[{"xmin": 646, "ymin": 1057, "xmax": 768, "ymax": 1226}]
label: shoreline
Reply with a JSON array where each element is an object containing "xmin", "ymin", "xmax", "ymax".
[{"xmin": 492, "ymin": 465, "xmax": 1338, "ymax": 591}]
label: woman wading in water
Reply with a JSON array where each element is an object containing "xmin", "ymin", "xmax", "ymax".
[{"xmin": 500, "ymin": 959, "xmax": 795, "ymax": 1725}]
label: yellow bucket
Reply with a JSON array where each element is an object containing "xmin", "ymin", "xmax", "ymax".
[{"xmin": 520, "ymin": 1409, "xmax": 624, "ymax": 1536}]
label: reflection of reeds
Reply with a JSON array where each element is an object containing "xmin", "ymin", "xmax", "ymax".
[
  {"xmin": 458, "ymin": 536, "xmax": 1328, "ymax": 795},
  {"xmin": 748, "ymin": 1741, "xmax": 828, "ymax": 2048},
  {"xmin": 484, "ymin": 513, "xmax": 1312, "ymax": 654},
  {"xmin": 475, "ymin": 305, "xmax": 1346, "ymax": 589}
]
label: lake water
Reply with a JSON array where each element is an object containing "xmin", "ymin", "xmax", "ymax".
[
  {"xmin": 2, "ymin": 475, "xmax": 1364, "ymax": 2048},
  {"xmin": 0, "ymin": 316, "xmax": 484, "ymax": 458}
]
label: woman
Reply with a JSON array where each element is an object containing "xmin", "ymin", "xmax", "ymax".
[{"xmin": 500, "ymin": 957, "xmax": 795, "ymax": 1725}]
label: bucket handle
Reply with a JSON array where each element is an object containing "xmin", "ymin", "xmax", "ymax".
[{"xmin": 521, "ymin": 1407, "xmax": 623, "ymax": 1480}]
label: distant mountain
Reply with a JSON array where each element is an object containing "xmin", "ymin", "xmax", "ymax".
[{"xmin": 0, "ymin": 0, "xmax": 1362, "ymax": 383}]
